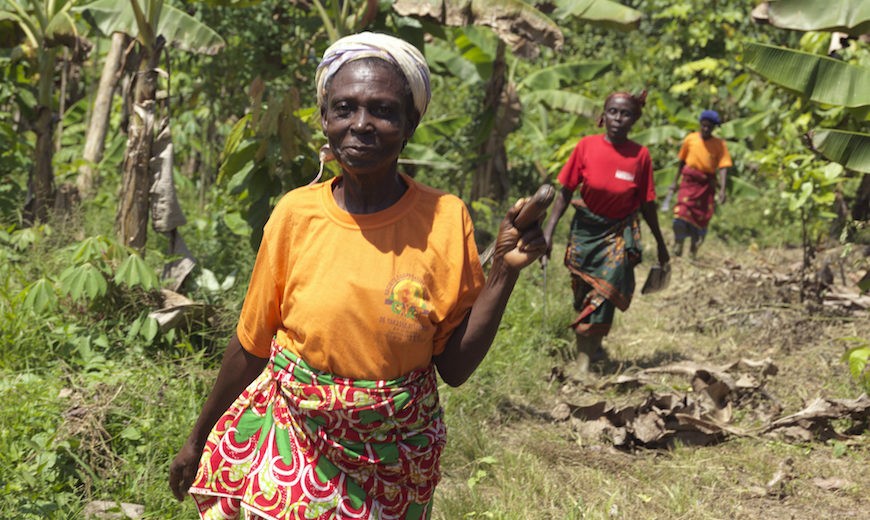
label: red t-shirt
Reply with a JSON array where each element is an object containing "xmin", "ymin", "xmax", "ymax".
[{"xmin": 557, "ymin": 134, "xmax": 656, "ymax": 220}]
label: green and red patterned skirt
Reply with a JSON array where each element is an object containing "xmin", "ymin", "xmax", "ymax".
[
  {"xmin": 564, "ymin": 202, "xmax": 642, "ymax": 336},
  {"xmin": 189, "ymin": 341, "xmax": 446, "ymax": 519}
]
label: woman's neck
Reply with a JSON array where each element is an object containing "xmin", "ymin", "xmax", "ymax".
[
  {"xmin": 333, "ymin": 172, "xmax": 408, "ymax": 214},
  {"xmin": 604, "ymin": 134, "xmax": 628, "ymax": 145}
]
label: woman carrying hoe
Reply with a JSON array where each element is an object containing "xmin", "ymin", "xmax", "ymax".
[{"xmin": 543, "ymin": 91, "xmax": 669, "ymax": 375}]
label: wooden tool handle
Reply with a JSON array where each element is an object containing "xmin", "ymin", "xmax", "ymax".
[{"xmin": 513, "ymin": 184, "xmax": 556, "ymax": 231}]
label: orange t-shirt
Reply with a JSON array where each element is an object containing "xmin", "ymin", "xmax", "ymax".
[
  {"xmin": 678, "ymin": 132, "xmax": 732, "ymax": 174},
  {"xmin": 236, "ymin": 174, "xmax": 485, "ymax": 380}
]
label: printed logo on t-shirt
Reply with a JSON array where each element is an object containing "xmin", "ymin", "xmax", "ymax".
[
  {"xmin": 615, "ymin": 169, "xmax": 635, "ymax": 182},
  {"xmin": 384, "ymin": 275, "xmax": 430, "ymax": 320}
]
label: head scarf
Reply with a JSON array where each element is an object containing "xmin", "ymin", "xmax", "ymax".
[
  {"xmin": 597, "ymin": 89, "xmax": 647, "ymax": 127},
  {"xmin": 700, "ymin": 109, "xmax": 721, "ymax": 125},
  {"xmin": 315, "ymin": 32, "xmax": 431, "ymax": 119}
]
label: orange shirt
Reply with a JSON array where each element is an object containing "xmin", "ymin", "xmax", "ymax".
[
  {"xmin": 678, "ymin": 132, "xmax": 732, "ymax": 174},
  {"xmin": 237, "ymin": 174, "xmax": 485, "ymax": 380}
]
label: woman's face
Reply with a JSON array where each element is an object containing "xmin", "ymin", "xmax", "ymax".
[
  {"xmin": 700, "ymin": 119, "xmax": 715, "ymax": 139},
  {"xmin": 602, "ymin": 96, "xmax": 638, "ymax": 143},
  {"xmin": 321, "ymin": 60, "xmax": 416, "ymax": 178}
]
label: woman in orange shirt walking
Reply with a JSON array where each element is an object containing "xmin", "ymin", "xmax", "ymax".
[{"xmin": 668, "ymin": 110, "xmax": 732, "ymax": 258}]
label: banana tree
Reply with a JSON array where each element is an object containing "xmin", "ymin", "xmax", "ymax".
[
  {"xmin": 0, "ymin": 0, "xmax": 87, "ymax": 223},
  {"xmin": 746, "ymin": 0, "xmax": 870, "ymax": 278},
  {"xmin": 75, "ymin": 0, "xmax": 224, "ymax": 254},
  {"xmin": 394, "ymin": 0, "xmax": 641, "ymax": 202}
]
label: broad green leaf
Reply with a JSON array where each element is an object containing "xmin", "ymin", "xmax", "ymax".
[
  {"xmin": 22, "ymin": 278, "xmax": 57, "ymax": 314},
  {"xmin": 402, "ymin": 143, "xmax": 459, "ymax": 171},
  {"xmin": 218, "ymin": 140, "xmax": 258, "ymax": 186},
  {"xmin": 226, "ymin": 160, "xmax": 256, "ymax": 195},
  {"xmin": 139, "ymin": 316, "xmax": 159, "ymax": 342},
  {"xmin": 842, "ymin": 345, "xmax": 870, "ymax": 382},
  {"xmin": 72, "ymin": 235, "xmax": 111, "ymax": 264},
  {"xmin": 551, "ymin": 0, "xmax": 641, "ymax": 30},
  {"xmin": 222, "ymin": 115, "xmax": 252, "ymax": 163},
  {"xmin": 114, "ymin": 253, "xmax": 159, "ymax": 290},
  {"xmin": 821, "ymin": 162, "xmax": 844, "ymax": 181},
  {"xmin": 74, "ymin": 0, "xmax": 225, "ymax": 55},
  {"xmin": 222, "ymin": 212, "xmax": 251, "ymax": 237},
  {"xmin": 519, "ymin": 61, "xmax": 611, "ymax": 90},
  {"xmin": 44, "ymin": 9, "xmax": 77, "ymax": 41},
  {"xmin": 766, "ymin": 0, "xmax": 870, "ymax": 36},
  {"xmin": 454, "ymin": 33, "xmax": 493, "ymax": 79},
  {"xmin": 744, "ymin": 43, "xmax": 870, "ymax": 108},
  {"xmin": 788, "ymin": 181, "xmax": 813, "ymax": 211},
  {"xmin": 460, "ymin": 26, "xmax": 499, "ymax": 59},
  {"xmin": 632, "ymin": 125, "xmax": 684, "ymax": 146},
  {"xmin": 425, "ymin": 43, "xmax": 483, "ymax": 84},
  {"xmin": 522, "ymin": 90, "xmax": 600, "ymax": 118},
  {"xmin": 811, "ymin": 129, "xmax": 870, "ymax": 173},
  {"xmin": 413, "ymin": 114, "xmax": 471, "ymax": 144},
  {"xmin": 718, "ymin": 111, "xmax": 771, "ymax": 140},
  {"xmin": 59, "ymin": 263, "xmax": 108, "ymax": 301}
]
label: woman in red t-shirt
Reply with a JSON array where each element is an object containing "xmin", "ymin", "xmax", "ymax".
[{"xmin": 543, "ymin": 91, "xmax": 669, "ymax": 374}]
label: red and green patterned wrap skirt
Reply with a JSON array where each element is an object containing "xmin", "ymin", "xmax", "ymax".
[
  {"xmin": 189, "ymin": 341, "xmax": 446, "ymax": 519},
  {"xmin": 564, "ymin": 202, "xmax": 642, "ymax": 336}
]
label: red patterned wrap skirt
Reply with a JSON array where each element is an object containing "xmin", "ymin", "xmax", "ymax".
[{"xmin": 188, "ymin": 340, "xmax": 446, "ymax": 519}]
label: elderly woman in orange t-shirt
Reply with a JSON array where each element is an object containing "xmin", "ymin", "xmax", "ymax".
[
  {"xmin": 168, "ymin": 32, "xmax": 546, "ymax": 520},
  {"xmin": 668, "ymin": 109, "xmax": 732, "ymax": 258}
]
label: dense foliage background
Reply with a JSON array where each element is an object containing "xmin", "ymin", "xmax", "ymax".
[{"xmin": 1, "ymin": 0, "xmax": 867, "ymax": 518}]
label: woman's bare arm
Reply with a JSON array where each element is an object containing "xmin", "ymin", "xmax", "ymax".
[
  {"xmin": 435, "ymin": 200, "xmax": 545, "ymax": 387},
  {"xmin": 168, "ymin": 333, "xmax": 268, "ymax": 501}
]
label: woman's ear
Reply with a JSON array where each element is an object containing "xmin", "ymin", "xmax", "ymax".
[{"xmin": 320, "ymin": 106, "xmax": 328, "ymax": 135}]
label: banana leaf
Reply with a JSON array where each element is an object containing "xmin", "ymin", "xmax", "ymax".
[
  {"xmin": 744, "ymin": 42, "xmax": 870, "ymax": 109},
  {"xmin": 551, "ymin": 0, "xmax": 641, "ymax": 30},
  {"xmin": 522, "ymin": 90, "xmax": 600, "ymax": 118},
  {"xmin": 811, "ymin": 129, "xmax": 870, "ymax": 174},
  {"xmin": 766, "ymin": 0, "xmax": 870, "ymax": 36},
  {"xmin": 632, "ymin": 125, "xmax": 684, "ymax": 147},
  {"xmin": 74, "ymin": 0, "xmax": 224, "ymax": 55},
  {"xmin": 718, "ymin": 110, "xmax": 771, "ymax": 140},
  {"xmin": 518, "ymin": 61, "xmax": 611, "ymax": 90}
]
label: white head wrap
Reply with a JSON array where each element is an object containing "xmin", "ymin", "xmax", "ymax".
[{"xmin": 315, "ymin": 32, "xmax": 431, "ymax": 119}]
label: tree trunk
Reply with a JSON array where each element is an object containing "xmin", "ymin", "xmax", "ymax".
[
  {"xmin": 54, "ymin": 48, "xmax": 68, "ymax": 153},
  {"xmin": 471, "ymin": 41, "xmax": 513, "ymax": 203},
  {"xmin": 25, "ymin": 48, "xmax": 57, "ymax": 224},
  {"xmin": 78, "ymin": 32, "xmax": 126, "ymax": 198},
  {"xmin": 116, "ymin": 39, "xmax": 162, "ymax": 249},
  {"xmin": 27, "ymin": 106, "xmax": 56, "ymax": 224}
]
